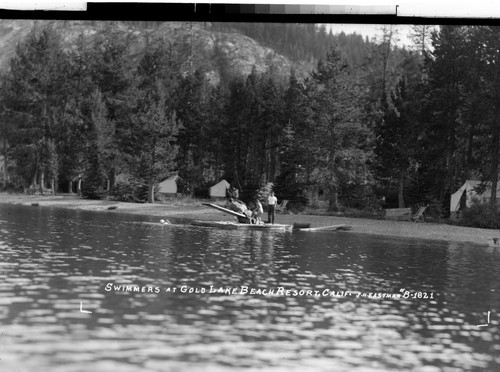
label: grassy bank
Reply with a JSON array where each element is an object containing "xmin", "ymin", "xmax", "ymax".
[{"xmin": 0, "ymin": 192, "xmax": 498, "ymax": 246}]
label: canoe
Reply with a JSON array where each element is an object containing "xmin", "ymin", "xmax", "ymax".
[
  {"xmin": 192, "ymin": 220, "xmax": 292, "ymax": 231},
  {"xmin": 296, "ymin": 224, "xmax": 352, "ymax": 232}
]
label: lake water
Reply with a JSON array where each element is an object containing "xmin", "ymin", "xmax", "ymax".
[{"xmin": 0, "ymin": 203, "xmax": 499, "ymax": 372}]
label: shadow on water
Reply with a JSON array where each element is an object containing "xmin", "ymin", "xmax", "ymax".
[{"xmin": 1, "ymin": 204, "xmax": 499, "ymax": 371}]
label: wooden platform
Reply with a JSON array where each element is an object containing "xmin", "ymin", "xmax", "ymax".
[
  {"xmin": 192, "ymin": 220, "xmax": 292, "ymax": 231},
  {"xmin": 295, "ymin": 224, "xmax": 351, "ymax": 232}
]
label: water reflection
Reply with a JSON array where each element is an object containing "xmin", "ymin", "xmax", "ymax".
[{"xmin": 0, "ymin": 204, "xmax": 499, "ymax": 371}]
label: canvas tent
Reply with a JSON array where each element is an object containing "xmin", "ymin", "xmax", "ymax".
[
  {"xmin": 158, "ymin": 175, "xmax": 178, "ymax": 195},
  {"xmin": 450, "ymin": 180, "xmax": 500, "ymax": 212},
  {"xmin": 210, "ymin": 179, "xmax": 230, "ymax": 199}
]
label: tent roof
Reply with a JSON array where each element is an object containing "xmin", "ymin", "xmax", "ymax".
[
  {"xmin": 211, "ymin": 179, "xmax": 230, "ymax": 189},
  {"xmin": 450, "ymin": 180, "xmax": 500, "ymax": 212},
  {"xmin": 457, "ymin": 180, "xmax": 500, "ymax": 194},
  {"xmin": 159, "ymin": 175, "xmax": 178, "ymax": 184}
]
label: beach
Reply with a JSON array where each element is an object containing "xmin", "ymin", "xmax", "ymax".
[{"xmin": 0, "ymin": 192, "xmax": 498, "ymax": 246}]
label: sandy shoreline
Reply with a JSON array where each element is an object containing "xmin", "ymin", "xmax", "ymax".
[{"xmin": 1, "ymin": 192, "xmax": 498, "ymax": 246}]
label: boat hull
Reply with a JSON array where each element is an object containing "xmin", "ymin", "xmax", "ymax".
[{"xmin": 192, "ymin": 220, "xmax": 292, "ymax": 231}]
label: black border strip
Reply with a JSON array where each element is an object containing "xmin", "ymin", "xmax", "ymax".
[{"xmin": 0, "ymin": 2, "xmax": 497, "ymax": 25}]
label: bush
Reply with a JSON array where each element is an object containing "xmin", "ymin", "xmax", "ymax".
[
  {"xmin": 81, "ymin": 172, "xmax": 103, "ymax": 200},
  {"xmin": 459, "ymin": 201, "xmax": 500, "ymax": 229},
  {"xmin": 193, "ymin": 181, "xmax": 211, "ymax": 199},
  {"xmin": 111, "ymin": 180, "xmax": 133, "ymax": 201},
  {"xmin": 4, "ymin": 180, "xmax": 24, "ymax": 193},
  {"xmin": 110, "ymin": 178, "xmax": 151, "ymax": 203}
]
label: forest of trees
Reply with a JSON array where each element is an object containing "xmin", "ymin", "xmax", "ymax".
[{"xmin": 1, "ymin": 22, "xmax": 500, "ymax": 218}]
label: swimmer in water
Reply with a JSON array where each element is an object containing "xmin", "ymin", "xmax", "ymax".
[{"xmin": 160, "ymin": 219, "xmax": 171, "ymax": 225}]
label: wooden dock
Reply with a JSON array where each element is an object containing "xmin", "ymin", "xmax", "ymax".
[
  {"xmin": 295, "ymin": 224, "xmax": 351, "ymax": 232},
  {"xmin": 192, "ymin": 220, "xmax": 292, "ymax": 231}
]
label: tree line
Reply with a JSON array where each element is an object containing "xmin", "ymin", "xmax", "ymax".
[
  {"xmin": 1, "ymin": 23, "xmax": 500, "ymax": 216},
  {"xmin": 377, "ymin": 25, "xmax": 500, "ymax": 215}
]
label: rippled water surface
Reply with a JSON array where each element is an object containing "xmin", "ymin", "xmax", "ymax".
[{"xmin": 1, "ymin": 203, "xmax": 500, "ymax": 371}]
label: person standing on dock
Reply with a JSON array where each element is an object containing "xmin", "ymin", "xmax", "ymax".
[{"xmin": 267, "ymin": 191, "xmax": 277, "ymax": 224}]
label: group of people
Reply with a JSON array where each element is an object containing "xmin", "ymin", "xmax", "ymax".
[{"xmin": 227, "ymin": 191, "xmax": 278, "ymax": 225}]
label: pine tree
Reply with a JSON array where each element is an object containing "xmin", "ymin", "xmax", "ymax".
[
  {"xmin": 308, "ymin": 48, "xmax": 369, "ymax": 210},
  {"xmin": 205, "ymin": 84, "xmax": 229, "ymax": 184},
  {"xmin": 222, "ymin": 75, "xmax": 252, "ymax": 192},
  {"xmin": 255, "ymin": 69, "xmax": 286, "ymax": 183},
  {"xmin": 128, "ymin": 83, "xmax": 181, "ymax": 203},
  {"xmin": 410, "ymin": 25, "xmax": 433, "ymax": 54},
  {"xmin": 3, "ymin": 25, "xmax": 69, "ymax": 191},
  {"xmin": 275, "ymin": 69, "xmax": 310, "ymax": 202},
  {"xmin": 125, "ymin": 41, "xmax": 183, "ymax": 203},
  {"xmin": 86, "ymin": 24, "xmax": 137, "ymax": 189},
  {"xmin": 375, "ymin": 75, "xmax": 420, "ymax": 208},
  {"xmin": 471, "ymin": 26, "xmax": 500, "ymax": 207},
  {"xmin": 175, "ymin": 69, "xmax": 212, "ymax": 193},
  {"xmin": 423, "ymin": 26, "xmax": 471, "ymax": 207}
]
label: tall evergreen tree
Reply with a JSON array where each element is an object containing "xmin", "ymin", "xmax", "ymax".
[
  {"xmin": 86, "ymin": 25, "xmax": 136, "ymax": 189},
  {"xmin": 378, "ymin": 25, "xmax": 400, "ymax": 99},
  {"xmin": 206, "ymin": 84, "xmax": 230, "ymax": 183},
  {"xmin": 175, "ymin": 69, "xmax": 212, "ymax": 193},
  {"xmin": 222, "ymin": 75, "xmax": 253, "ymax": 191},
  {"xmin": 128, "ymin": 83, "xmax": 181, "ymax": 203},
  {"xmin": 124, "ymin": 39, "xmax": 184, "ymax": 203},
  {"xmin": 80, "ymin": 88, "xmax": 115, "ymax": 197},
  {"xmin": 274, "ymin": 69, "xmax": 310, "ymax": 201},
  {"xmin": 3, "ymin": 26, "xmax": 69, "ymax": 191},
  {"xmin": 375, "ymin": 74, "xmax": 421, "ymax": 208},
  {"xmin": 308, "ymin": 48, "xmax": 369, "ymax": 210},
  {"xmin": 472, "ymin": 26, "xmax": 500, "ymax": 207},
  {"xmin": 410, "ymin": 25, "xmax": 433, "ymax": 54},
  {"xmin": 423, "ymin": 26, "xmax": 471, "ymax": 207},
  {"xmin": 256, "ymin": 68, "xmax": 286, "ymax": 183}
]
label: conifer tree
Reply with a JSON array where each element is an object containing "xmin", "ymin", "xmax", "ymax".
[
  {"xmin": 86, "ymin": 25, "xmax": 137, "ymax": 189},
  {"xmin": 471, "ymin": 26, "xmax": 500, "ymax": 207},
  {"xmin": 423, "ymin": 26, "xmax": 471, "ymax": 207},
  {"xmin": 129, "ymin": 84, "xmax": 181, "ymax": 203},
  {"xmin": 275, "ymin": 69, "xmax": 310, "ymax": 202},
  {"xmin": 126, "ymin": 40, "xmax": 183, "ymax": 203},
  {"xmin": 375, "ymin": 76, "xmax": 419, "ymax": 207},
  {"xmin": 3, "ymin": 26, "xmax": 69, "ymax": 191},
  {"xmin": 308, "ymin": 48, "xmax": 369, "ymax": 210},
  {"xmin": 175, "ymin": 69, "xmax": 212, "ymax": 193}
]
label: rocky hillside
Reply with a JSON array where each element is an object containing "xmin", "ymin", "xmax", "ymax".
[{"xmin": 0, "ymin": 20, "xmax": 314, "ymax": 83}]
